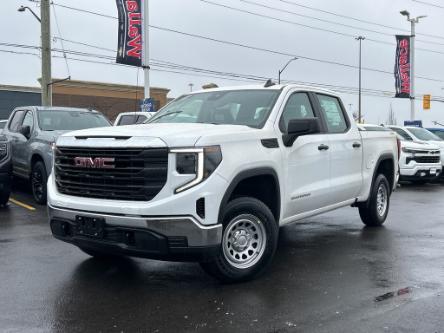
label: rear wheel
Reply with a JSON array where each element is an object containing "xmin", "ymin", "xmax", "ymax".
[
  {"xmin": 31, "ymin": 161, "xmax": 47, "ymax": 205},
  {"xmin": 359, "ymin": 174, "xmax": 390, "ymax": 227},
  {"xmin": 200, "ymin": 197, "xmax": 278, "ymax": 283}
]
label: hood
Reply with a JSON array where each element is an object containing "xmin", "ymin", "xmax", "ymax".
[
  {"xmin": 401, "ymin": 140, "xmax": 440, "ymax": 150},
  {"xmin": 39, "ymin": 130, "xmax": 70, "ymax": 143},
  {"xmin": 60, "ymin": 123, "xmax": 258, "ymax": 147},
  {"xmin": 412, "ymin": 139, "xmax": 444, "ymax": 150}
]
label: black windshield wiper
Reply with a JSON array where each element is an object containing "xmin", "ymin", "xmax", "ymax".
[{"xmin": 149, "ymin": 110, "xmax": 183, "ymax": 122}]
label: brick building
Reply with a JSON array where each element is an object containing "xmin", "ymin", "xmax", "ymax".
[{"xmin": 0, "ymin": 80, "xmax": 170, "ymax": 121}]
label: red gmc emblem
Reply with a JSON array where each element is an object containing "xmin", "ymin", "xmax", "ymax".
[{"xmin": 74, "ymin": 157, "xmax": 116, "ymax": 169}]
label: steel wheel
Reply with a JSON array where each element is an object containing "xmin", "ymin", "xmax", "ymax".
[
  {"xmin": 222, "ymin": 214, "xmax": 267, "ymax": 270},
  {"xmin": 376, "ymin": 183, "xmax": 388, "ymax": 217}
]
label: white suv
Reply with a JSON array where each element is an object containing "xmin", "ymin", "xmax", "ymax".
[{"xmin": 48, "ymin": 84, "xmax": 399, "ymax": 282}]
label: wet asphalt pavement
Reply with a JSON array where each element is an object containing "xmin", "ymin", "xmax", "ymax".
[{"xmin": 1, "ymin": 183, "xmax": 444, "ymax": 333}]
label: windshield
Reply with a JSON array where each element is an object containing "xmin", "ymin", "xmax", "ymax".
[
  {"xmin": 429, "ymin": 130, "xmax": 444, "ymax": 140},
  {"xmin": 148, "ymin": 90, "xmax": 280, "ymax": 128},
  {"xmin": 408, "ymin": 127, "xmax": 443, "ymax": 141},
  {"xmin": 37, "ymin": 110, "xmax": 110, "ymax": 131}
]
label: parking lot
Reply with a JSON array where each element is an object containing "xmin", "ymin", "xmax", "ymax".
[{"xmin": 0, "ymin": 182, "xmax": 443, "ymax": 332}]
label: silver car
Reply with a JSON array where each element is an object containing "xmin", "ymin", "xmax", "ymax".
[{"xmin": 3, "ymin": 107, "xmax": 111, "ymax": 204}]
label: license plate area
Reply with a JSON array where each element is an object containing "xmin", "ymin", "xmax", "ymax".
[
  {"xmin": 75, "ymin": 216, "xmax": 105, "ymax": 239},
  {"xmin": 430, "ymin": 168, "xmax": 437, "ymax": 175}
]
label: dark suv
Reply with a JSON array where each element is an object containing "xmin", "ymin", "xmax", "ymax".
[{"xmin": 0, "ymin": 135, "xmax": 11, "ymax": 206}]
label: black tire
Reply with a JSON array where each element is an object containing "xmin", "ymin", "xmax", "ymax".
[
  {"xmin": 200, "ymin": 197, "xmax": 279, "ymax": 283},
  {"xmin": 31, "ymin": 161, "xmax": 47, "ymax": 205},
  {"xmin": 359, "ymin": 174, "xmax": 390, "ymax": 227}
]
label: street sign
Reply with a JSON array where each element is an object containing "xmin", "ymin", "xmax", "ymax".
[
  {"xmin": 404, "ymin": 120, "xmax": 422, "ymax": 127},
  {"xmin": 140, "ymin": 98, "xmax": 155, "ymax": 112},
  {"xmin": 423, "ymin": 94, "xmax": 431, "ymax": 110}
]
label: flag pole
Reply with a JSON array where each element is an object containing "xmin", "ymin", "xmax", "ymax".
[{"xmin": 143, "ymin": 0, "xmax": 150, "ymax": 99}]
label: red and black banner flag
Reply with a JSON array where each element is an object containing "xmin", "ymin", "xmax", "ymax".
[
  {"xmin": 116, "ymin": 0, "xmax": 142, "ymax": 67},
  {"xmin": 394, "ymin": 35, "xmax": 411, "ymax": 99}
]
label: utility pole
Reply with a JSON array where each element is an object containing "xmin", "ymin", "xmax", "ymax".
[
  {"xmin": 356, "ymin": 36, "xmax": 365, "ymax": 124},
  {"xmin": 142, "ymin": 0, "xmax": 150, "ymax": 99},
  {"xmin": 41, "ymin": 0, "xmax": 52, "ymax": 106},
  {"xmin": 278, "ymin": 57, "xmax": 298, "ymax": 84},
  {"xmin": 400, "ymin": 10, "xmax": 427, "ymax": 121}
]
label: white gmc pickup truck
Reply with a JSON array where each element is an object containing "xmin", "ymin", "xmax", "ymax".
[{"xmin": 48, "ymin": 84, "xmax": 399, "ymax": 282}]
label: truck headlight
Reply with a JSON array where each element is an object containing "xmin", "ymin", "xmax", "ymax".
[
  {"xmin": 171, "ymin": 146, "xmax": 222, "ymax": 193},
  {"xmin": 402, "ymin": 147, "xmax": 413, "ymax": 154},
  {"xmin": 0, "ymin": 143, "xmax": 7, "ymax": 160}
]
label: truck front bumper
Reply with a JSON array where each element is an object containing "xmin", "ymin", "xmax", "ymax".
[
  {"xmin": 399, "ymin": 166, "xmax": 442, "ymax": 181},
  {"xmin": 48, "ymin": 204, "xmax": 222, "ymax": 262}
]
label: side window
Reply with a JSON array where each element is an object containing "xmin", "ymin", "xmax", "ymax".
[
  {"xmin": 22, "ymin": 111, "xmax": 34, "ymax": 130},
  {"xmin": 8, "ymin": 110, "xmax": 25, "ymax": 132},
  {"xmin": 317, "ymin": 94, "xmax": 348, "ymax": 133},
  {"xmin": 280, "ymin": 93, "xmax": 315, "ymax": 132}
]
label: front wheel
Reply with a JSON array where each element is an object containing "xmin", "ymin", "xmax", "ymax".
[
  {"xmin": 31, "ymin": 161, "xmax": 47, "ymax": 205},
  {"xmin": 200, "ymin": 197, "xmax": 279, "ymax": 283},
  {"xmin": 359, "ymin": 174, "xmax": 390, "ymax": 227}
]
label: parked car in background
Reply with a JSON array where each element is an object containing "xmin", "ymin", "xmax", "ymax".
[
  {"xmin": 388, "ymin": 126, "xmax": 444, "ymax": 179},
  {"xmin": 397, "ymin": 135, "xmax": 441, "ymax": 183},
  {"xmin": 0, "ymin": 120, "xmax": 7, "ymax": 134},
  {"xmin": 3, "ymin": 107, "xmax": 111, "ymax": 204},
  {"xmin": 427, "ymin": 128, "xmax": 444, "ymax": 140},
  {"xmin": 114, "ymin": 112, "xmax": 155, "ymax": 126},
  {"xmin": 49, "ymin": 84, "xmax": 399, "ymax": 282},
  {"xmin": 0, "ymin": 135, "xmax": 12, "ymax": 207}
]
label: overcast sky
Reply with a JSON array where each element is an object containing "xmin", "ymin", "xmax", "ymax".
[{"xmin": 1, "ymin": 0, "xmax": 444, "ymax": 125}]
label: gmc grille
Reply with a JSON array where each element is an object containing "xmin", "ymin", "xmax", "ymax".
[{"xmin": 54, "ymin": 147, "xmax": 168, "ymax": 201}]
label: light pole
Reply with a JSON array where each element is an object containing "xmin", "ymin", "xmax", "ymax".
[
  {"xmin": 400, "ymin": 10, "xmax": 427, "ymax": 121},
  {"xmin": 278, "ymin": 57, "xmax": 298, "ymax": 84},
  {"xmin": 19, "ymin": 2, "xmax": 52, "ymax": 106},
  {"xmin": 189, "ymin": 83, "xmax": 194, "ymax": 92},
  {"xmin": 18, "ymin": 6, "xmax": 41, "ymax": 22},
  {"xmin": 355, "ymin": 36, "xmax": 365, "ymax": 124}
]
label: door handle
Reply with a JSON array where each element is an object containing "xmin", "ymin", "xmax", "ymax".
[
  {"xmin": 318, "ymin": 144, "xmax": 329, "ymax": 151},
  {"xmin": 352, "ymin": 142, "xmax": 361, "ymax": 148}
]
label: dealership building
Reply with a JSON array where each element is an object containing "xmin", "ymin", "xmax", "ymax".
[{"xmin": 0, "ymin": 80, "xmax": 171, "ymax": 121}]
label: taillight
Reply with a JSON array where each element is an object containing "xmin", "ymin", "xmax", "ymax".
[{"xmin": 396, "ymin": 137, "xmax": 401, "ymax": 160}]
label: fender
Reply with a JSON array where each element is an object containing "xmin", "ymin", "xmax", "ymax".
[
  {"xmin": 356, "ymin": 153, "xmax": 395, "ymax": 208},
  {"xmin": 218, "ymin": 167, "xmax": 281, "ymax": 223}
]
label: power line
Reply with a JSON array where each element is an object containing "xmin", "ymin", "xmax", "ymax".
[
  {"xmin": 412, "ymin": 0, "xmax": 444, "ymax": 9},
  {"xmin": 198, "ymin": 0, "xmax": 444, "ymax": 55},
  {"xmin": 3, "ymin": 46, "xmax": 444, "ymax": 102},
  {"xmin": 47, "ymin": 0, "xmax": 444, "ymax": 56},
  {"xmin": 239, "ymin": 0, "xmax": 444, "ymax": 46},
  {"xmin": 38, "ymin": 2, "xmax": 444, "ymax": 81},
  {"xmin": 279, "ymin": 0, "xmax": 444, "ymax": 41}
]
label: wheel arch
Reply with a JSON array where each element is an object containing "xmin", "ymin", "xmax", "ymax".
[{"xmin": 218, "ymin": 167, "xmax": 281, "ymax": 224}]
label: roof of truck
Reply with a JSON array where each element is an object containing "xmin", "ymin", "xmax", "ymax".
[
  {"xmin": 13, "ymin": 106, "xmax": 100, "ymax": 113},
  {"xmin": 190, "ymin": 84, "xmax": 338, "ymax": 96}
]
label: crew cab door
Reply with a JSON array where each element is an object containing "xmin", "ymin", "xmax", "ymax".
[
  {"xmin": 314, "ymin": 94, "xmax": 363, "ymax": 203},
  {"xmin": 14, "ymin": 110, "xmax": 35, "ymax": 176},
  {"xmin": 278, "ymin": 91, "xmax": 331, "ymax": 220},
  {"xmin": 4, "ymin": 110, "xmax": 26, "ymax": 177}
]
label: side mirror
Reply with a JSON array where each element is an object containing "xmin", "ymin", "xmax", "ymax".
[
  {"xmin": 283, "ymin": 118, "xmax": 320, "ymax": 147},
  {"xmin": 19, "ymin": 125, "xmax": 31, "ymax": 139}
]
